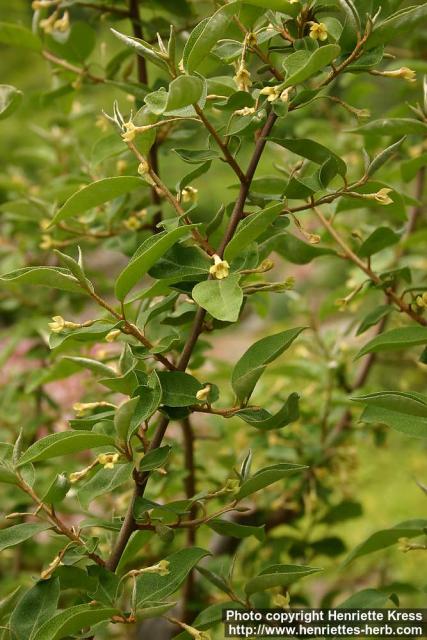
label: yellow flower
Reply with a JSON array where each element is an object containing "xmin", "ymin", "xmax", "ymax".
[
  {"xmin": 39, "ymin": 234, "xmax": 53, "ymax": 250},
  {"xmin": 196, "ymin": 385, "xmax": 211, "ymax": 402},
  {"xmin": 53, "ymin": 11, "xmax": 69, "ymax": 32},
  {"xmin": 234, "ymin": 64, "xmax": 252, "ymax": 92},
  {"xmin": 138, "ymin": 159, "xmax": 150, "ymax": 176},
  {"xmin": 121, "ymin": 121, "xmax": 137, "ymax": 143},
  {"xmin": 40, "ymin": 554, "xmax": 63, "ymax": 580},
  {"xmin": 273, "ymin": 592, "xmax": 291, "ymax": 609},
  {"xmin": 181, "ymin": 186, "xmax": 198, "ymax": 204},
  {"xmin": 374, "ymin": 188, "xmax": 393, "ymax": 205},
  {"xmin": 382, "ymin": 67, "xmax": 416, "ymax": 82},
  {"xmin": 234, "ymin": 106, "xmax": 256, "ymax": 117},
  {"xmin": 105, "ymin": 329, "xmax": 121, "ymax": 342},
  {"xmin": 48, "ymin": 315, "xmax": 66, "ymax": 333},
  {"xmin": 416, "ymin": 296, "xmax": 425, "ymax": 308},
  {"xmin": 123, "ymin": 216, "xmax": 141, "ymax": 231},
  {"xmin": 116, "ymin": 159, "xmax": 127, "ymax": 175},
  {"xmin": 132, "ymin": 559, "xmax": 170, "ymax": 576},
  {"xmin": 73, "ymin": 401, "xmax": 114, "ymax": 417},
  {"xmin": 209, "ymin": 254, "xmax": 230, "ymax": 280},
  {"xmin": 95, "ymin": 114, "xmax": 109, "ymax": 132},
  {"xmin": 260, "ymin": 85, "xmax": 282, "ymax": 102},
  {"xmin": 98, "ymin": 452, "xmax": 120, "ymax": 469},
  {"xmin": 39, "ymin": 12, "xmax": 58, "ymax": 34},
  {"xmin": 69, "ymin": 465, "xmax": 93, "ymax": 484},
  {"xmin": 280, "ymin": 88, "xmax": 291, "ymax": 103},
  {"xmin": 397, "ymin": 537, "xmax": 411, "ymax": 553},
  {"xmin": 309, "ymin": 22, "xmax": 328, "ymax": 41}
]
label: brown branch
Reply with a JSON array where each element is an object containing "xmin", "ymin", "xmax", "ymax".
[
  {"xmin": 42, "ymin": 50, "xmax": 105, "ymax": 84},
  {"xmin": 106, "ymin": 111, "xmax": 279, "ymax": 573},
  {"xmin": 194, "ymin": 105, "xmax": 246, "ymax": 183}
]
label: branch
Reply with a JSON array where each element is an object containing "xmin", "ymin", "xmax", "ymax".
[{"xmin": 106, "ymin": 110, "xmax": 279, "ymax": 573}]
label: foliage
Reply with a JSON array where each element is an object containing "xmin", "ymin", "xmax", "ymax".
[{"xmin": 0, "ymin": 0, "xmax": 427, "ymax": 637}]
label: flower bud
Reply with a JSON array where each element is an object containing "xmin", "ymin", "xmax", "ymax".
[
  {"xmin": 105, "ymin": 329, "xmax": 121, "ymax": 342},
  {"xmin": 381, "ymin": 67, "xmax": 416, "ymax": 82},
  {"xmin": 181, "ymin": 186, "xmax": 198, "ymax": 204},
  {"xmin": 138, "ymin": 159, "xmax": 150, "ymax": 176},
  {"xmin": 196, "ymin": 385, "xmax": 211, "ymax": 402},
  {"xmin": 260, "ymin": 85, "xmax": 282, "ymax": 102},
  {"xmin": 48, "ymin": 316, "xmax": 66, "ymax": 333},
  {"xmin": 121, "ymin": 121, "xmax": 137, "ymax": 143},
  {"xmin": 40, "ymin": 553, "xmax": 63, "ymax": 580}
]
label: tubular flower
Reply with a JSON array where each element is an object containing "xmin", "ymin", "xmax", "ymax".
[
  {"xmin": 234, "ymin": 64, "xmax": 252, "ymax": 92},
  {"xmin": 48, "ymin": 316, "xmax": 82, "ymax": 333},
  {"xmin": 73, "ymin": 401, "xmax": 114, "ymax": 417},
  {"xmin": 39, "ymin": 234, "xmax": 54, "ymax": 250},
  {"xmin": 309, "ymin": 22, "xmax": 328, "ymax": 41},
  {"xmin": 40, "ymin": 554, "xmax": 63, "ymax": 580},
  {"xmin": 209, "ymin": 254, "xmax": 230, "ymax": 280},
  {"xmin": 132, "ymin": 560, "xmax": 170, "ymax": 576},
  {"xmin": 53, "ymin": 11, "xmax": 70, "ymax": 32},
  {"xmin": 181, "ymin": 186, "xmax": 198, "ymax": 204},
  {"xmin": 121, "ymin": 121, "xmax": 137, "ymax": 143},
  {"xmin": 234, "ymin": 106, "xmax": 256, "ymax": 116},
  {"xmin": 105, "ymin": 329, "xmax": 121, "ymax": 342},
  {"xmin": 381, "ymin": 67, "xmax": 416, "ymax": 82},
  {"xmin": 69, "ymin": 464, "xmax": 94, "ymax": 484},
  {"xmin": 260, "ymin": 85, "xmax": 282, "ymax": 102},
  {"xmin": 48, "ymin": 316, "xmax": 66, "ymax": 333},
  {"xmin": 98, "ymin": 452, "xmax": 120, "ymax": 469},
  {"xmin": 137, "ymin": 159, "xmax": 150, "ymax": 176},
  {"xmin": 373, "ymin": 188, "xmax": 393, "ymax": 205},
  {"xmin": 196, "ymin": 385, "xmax": 211, "ymax": 402}
]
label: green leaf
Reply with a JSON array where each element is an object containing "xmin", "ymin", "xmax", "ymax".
[
  {"xmin": 353, "ymin": 390, "xmax": 427, "ymax": 438},
  {"xmin": 173, "ymin": 148, "xmax": 220, "ymax": 164},
  {"xmin": 115, "ymin": 226, "xmax": 194, "ymax": 300},
  {"xmin": 224, "ymin": 203, "xmax": 283, "ymax": 261},
  {"xmin": 234, "ymin": 392, "xmax": 300, "ymax": 431},
  {"xmin": 158, "ymin": 371, "xmax": 203, "ymax": 407},
  {"xmin": 274, "ymin": 234, "xmax": 334, "ymax": 264},
  {"xmin": 0, "ymin": 586, "xmax": 22, "ymax": 623},
  {"xmin": 356, "ymin": 326, "xmax": 427, "ymax": 358},
  {"xmin": 0, "ymin": 22, "xmax": 41, "ymax": 51},
  {"xmin": 114, "ymin": 397, "xmax": 139, "ymax": 443},
  {"xmin": 111, "ymin": 28, "xmax": 169, "ymax": 72},
  {"xmin": 344, "ymin": 519, "xmax": 427, "ymax": 565},
  {"xmin": 165, "ymin": 75, "xmax": 204, "ymax": 113},
  {"xmin": 62, "ymin": 356, "xmax": 117, "ymax": 379},
  {"xmin": 132, "ymin": 373, "xmax": 163, "ymax": 425},
  {"xmin": 78, "ymin": 463, "xmax": 133, "ymax": 508},
  {"xmin": 183, "ymin": 2, "xmax": 241, "ymax": 72},
  {"xmin": 352, "ymin": 118, "xmax": 427, "ymax": 137},
  {"xmin": 0, "ymin": 84, "xmax": 23, "ymax": 120},
  {"xmin": 368, "ymin": 4, "xmax": 427, "ymax": 48},
  {"xmin": 17, "ymin": 431, "xmax": 116, "ymax": 467},
  {"xmin": 338, "ymin": 588, "xmax": 392, "ymax": 608},
  {"xmin": 245, "ymin": 564, "xmax": 321, "ymax": 596},
  {"xmin": 367, "ymin": 137, "xmax": 405, "ymax": 177},
  {"xmin": 136, "ymin": 548, "xmax": 210, "ymax": 605},
  {"xmin": 51, "ymin": 177, "xmax": 144, "ymax": 225},
  {"xmin": 236, "ymin": 462, "xmax": 307, "ymax": 500},
  {"xmin": 148, "ymin": 245, "xmax": 210, "ymax": 281},
  {"xmin": 269, "ymin": 138, "xmax": 346, "ymax": 177},
  {"xmin": 282, "ymin": 44, "xmax": 341, "ymax": 88},
  {"xmin": 139, "ymin": 446, "xmax": 171, "ymax": 472},
  {"xmin": 357, "ymin": 226, "xmax": 400, "ymax": 257},
  {"xmin": 32, "ymin": 604, "xmax": 118, "ymax": 640},
  {"xmin": 192, "ymin": 276, "xmax": 243, "ymax": 322},
  {"xmin": 0, "ymin": 523, "xmax": 51, "ymax": 552},
  {"xmin": 0, "ymin": 267, "xmax": 82, "ymax": 293},
  {"xmin": 232, "ymin": 327, "xmax": 306, "ymax": 404},
  {"xmin": 42, "ymin": 474, "xmax": 70, "ymax": 505},
  {"xmin": 10, "ymin": 579, "xmax": 60, "ymax": 640},
  {"xmin": 207, "ymin": 519, "xmax": 265, "ymax": 542},
  {"xmin": 356, "ymin": 305, "xmax": 392, "ymax": 335}
]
